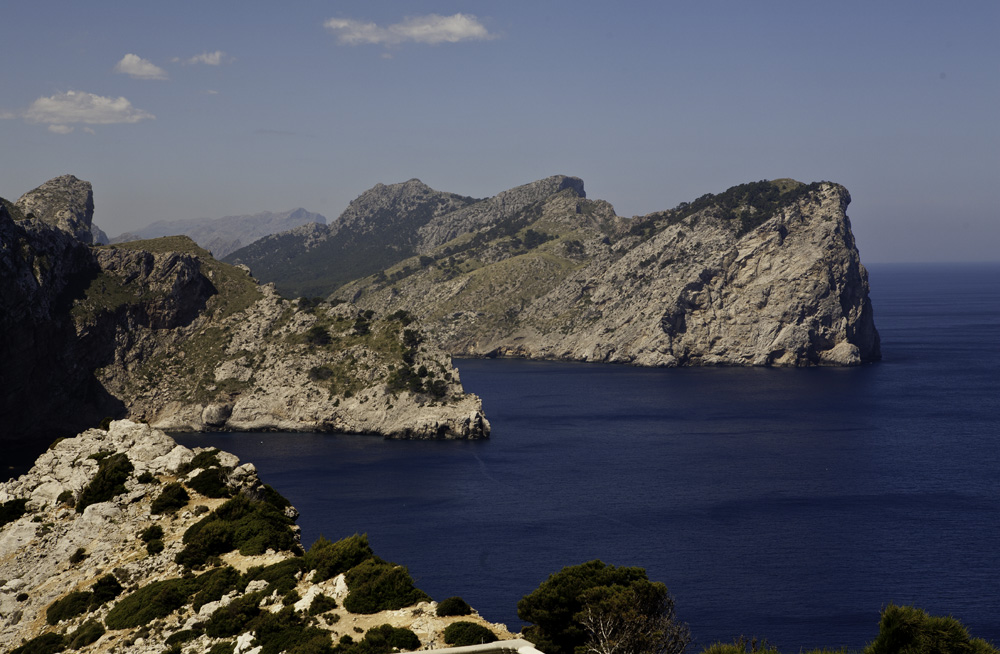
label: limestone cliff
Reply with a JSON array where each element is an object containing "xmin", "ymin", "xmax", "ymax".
[
  {"xmin": 332, "ymin": 179, "xmax": 880, "ymax": 367},
  {"xmin": 1, "ymin": 176, "xmax": 489, "ymax": 443},
  {"xmin": 0, "ymin": 421, "xmax": 513, "ymax": 653}
]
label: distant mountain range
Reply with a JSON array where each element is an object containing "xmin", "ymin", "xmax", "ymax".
[
  {"xmin": 111, "ymin": 207, "xmax": 326, "ymax": 259},
  {"xmin": 225, "ymin": 175, "xmax": 881, "ymax": 367}
]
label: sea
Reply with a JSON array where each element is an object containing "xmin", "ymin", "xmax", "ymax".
[{"xmin": 7, "ymin": 262, "xmax": 1000, "ymax": 650}]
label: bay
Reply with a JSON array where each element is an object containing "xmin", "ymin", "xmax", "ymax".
[{"xmin": 174, "ymin": 262, "xmax": 1000, "ymax": 651}]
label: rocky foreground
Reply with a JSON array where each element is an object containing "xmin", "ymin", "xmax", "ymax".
[{"xmin": 0, "ymin": 421, "xmax": 514, "ymax": 653}]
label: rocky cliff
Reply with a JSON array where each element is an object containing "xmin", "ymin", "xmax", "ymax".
[
  {"xmin": 0, "ymin": 421, "xmax": 512, "ymax": 653},
  {"xmin": 13, "ymin": 174, "xmax": 108, "ymax": 246},
  {"xmin": 1, "ymin": 176, "xmax": 489, "ymax": 444},
  {"xmin": 111, "ymin": 207, "xmax": 327, "ymax": 259},
  {"xmin": 330, "ymin": 178, "xmax": 880, "ymax": 367}
]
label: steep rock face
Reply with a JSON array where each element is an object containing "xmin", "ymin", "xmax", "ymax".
[
  {"xmin": 1, "ymin": 180, "xmax": 490, "ymax": 442},
  {"xmin": 0, "ymin": 421, "xmax": 512, "ymax": 653},
  {"xmin": 14, "ymin": 174, "xmax": 104, "ymax": 246},
  {"xmin": 334, "ymin": 180, "xmax": 880, "ymax": 367}
]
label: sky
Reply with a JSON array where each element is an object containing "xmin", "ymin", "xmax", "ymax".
[{"xmin": 1, "ymin": 1, "xmax": 997, "ymax": 263}]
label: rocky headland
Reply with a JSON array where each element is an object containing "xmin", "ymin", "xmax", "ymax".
[
  {"xmin": 0, "ymin": 421, "xmax": 512, "ymax": 653},
  {"xmin": 312, "ymin": 177, "xmax": 880, "ymax": 367},
  {"xmin": 1, "ymin": 176, "xmax": 489, "ymax": 444}
]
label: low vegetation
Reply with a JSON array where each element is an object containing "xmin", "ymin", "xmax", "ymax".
[
  {"xmin": 435, "ymin": 596, "xmax": 472, "ymax": 617},
  {"xmin": 75, "ymin": 452, "xmax": 133, "ymax": 513},
  {"xmin": 443, "ymin": 621, "xmax": 497, "ymax": 646}
]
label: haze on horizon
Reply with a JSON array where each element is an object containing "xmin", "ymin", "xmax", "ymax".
[{"xmin": 1, "ymin": 1, "xmax": 997, "ymax": 264}]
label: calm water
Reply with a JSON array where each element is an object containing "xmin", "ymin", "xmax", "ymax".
[{"xmin": 8, "ymin": 263, "xmax": 999, "ymax": 650}]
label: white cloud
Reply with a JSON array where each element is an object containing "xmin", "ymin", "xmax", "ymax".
[
  {"xmin": 324, "ymin": 13, "xmax": 496, "ymax": 46},
  {"xmin": 22, "ymin": 91, "xmax": 154, "ymax": 128},
  {"xmin": 185, "ymin": 51, "xmax": 231, "ymax": 66},
  {"xmin": 114, "ymin": 53, "xmax": 169, "ymax": 80}
]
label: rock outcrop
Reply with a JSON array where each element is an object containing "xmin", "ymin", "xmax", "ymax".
[
  {"xmin": 1, "ymin": 176, "xmax": 490, "ymax": 446},
  {"xmin": 0, "ymin": 421, "xmax": 513, "ymax": 653},
  {"xmin": 13, "ymin": 174, "xmax": 107, "ymax": 246},
  {"xmin": 329, "ymin": 178, "xmax": 880, "ymax": 367}
]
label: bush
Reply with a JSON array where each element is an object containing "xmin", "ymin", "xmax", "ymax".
[
  {"xmin": 68, "ymin": 619, "xmax": 106, "ymax": 649},
  {"xmin": 204, "ymin": 590, "xmax": 266, "ymax": 638},
  {"xmin": 306, "ymin": 324, "xmax": 332, "ymax": 346},
  {"xmin": 178, "ymin": 449, "xmax": 223, "ymax": 475},
  {"xmin": 343, "ymin": 559, "xmax": 429, "ymax": 614},
  {"xmin": 140, "ymin": 524, "xmax": 164, "ymax": 542},
  {"xmin": 91, "ymin": 575, "xmax": 124, "ymax": 605},
  {"xmin": 251, "ymin": 605, "xmax": 334, "ymax": 654},
  {"xmin": 436, "ymin": 596, "xmax": 472, "ymax": 617},
  {"xmin": 353, "ymin": 624, "xmax": 421, "ymax": 654},
  {"xmin": 104, "ymin": 577, "xmax": 196, "ymax": 630},
  {"xmin": 56, "ymin": 490, "xmax": 75, "ymax": 507},
  {"xmin": 518, "ymin": 560, "xmax": 689, "ymax": 654},
  {"xmin": 309, "ymin": 594, "xmax": 338, "ymax": 616},
  {"xmin": 10, "ymin": 631, "xmax": 66, "ymax": 654},
  {"xmin": 151, "ymin": 482, "xmax": 190, "ymax": 515},
  {"xmin": 188, "ymin": 467, "xmax": 232, "ymax": 498},
  {"xmin": 243, "ymin": 558, "xmax": 307, "ymax": 596},
  {"xmin": 208, "ymin": 643, "xmax": 236, "ymax": 654},
  {"xmin": 176, "ymin": 493, "xmax": 298, "ymax": 568},
  {"xmin": 165, "ymin": 628, "xmax": 202, "ymax": 646},
  {"xmin": 443, "ymin": 621, "xmax": 497, "ymax": 647},
  {"xmin": 192, "ymin": 566, "xmax": 242, "ymax": 611},
  {"xmin": 865, "ymin": 604, "xmax": 999, "ymax": 654},
  {"xmin": 146, "ymin": 539, "xmax": 165, "ymax": 555},
  {"xmin": 137, "ymin": 471, "xmax": 158, "ymax": 484},
  {"xmin": 75, "ymin": 453, "xmax": 133, "ymax": 513},
  {"xmin": 69, "ymin": 547, "xmax": 88, "ymax": 564},
  {"xmin": 46, "ymin": 590, "xmax": 92, "ymax": 625},
  {"xmin": 0, "ymin": 498, "xmax": 28, "ymax": 528},
  {"xmin": 306, "ymin": 534, "xmax": 375, "ymax": 583}
]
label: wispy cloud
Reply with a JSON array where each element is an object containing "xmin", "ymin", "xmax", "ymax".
[
  {"xmin": 0, "ymin": 91, "xmax": 156, "ymax": 133},
  {"xmin": 324, "ymin": 13, "xmax": 496, "ymax": 46},
  {"xmin": 181, "ymin": 50, "xmax": 233, "ymax": 66},
  {"xmin": 114, "ymin": 53, "xmax": 169, "ymax": 80}
]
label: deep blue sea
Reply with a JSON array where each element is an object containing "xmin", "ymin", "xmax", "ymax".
[{"xmin": 9, "ymin": 263, "xmax": 999, "ymax": 651}]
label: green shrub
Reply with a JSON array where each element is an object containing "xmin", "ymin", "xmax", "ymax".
[
  {"xmin": 140, "ymin": 524, "xmax": 164, "ymax": 542},
  {"xmin": 104, "ymin": 577, "xmax": 196, "ymax": 630},
  {"xmin": 46, "ymin": 591, "xmax": 92, "ymax": 625},
  {"xmin": 208, "ymin": 642, "xmax": 236, "ymax": 654},
  {"xmin": 204, "ymin": 590, "xmax": 266, "ymax": 638},
  {"xmin": 343, "ymin": 559, "xmax": 429, "ymax": 614},
  {"xmin": 76, "ymin": 453, "xmax": 133, "ymax": 513},
  {"xmin": 243, "ymin": 558, "xmax": 307, "ymax": 596},
  {"xmin": 309, "ymin": 594, "xmax": 338, "ymax": 616},
  {"xmin": 443, "ymin": 622, "xmax": 497, "ymax": 647},
  {"xmin": 177, "ymin": 493, "xmax": 297, "ymax": 568},
  {"xmin": 165, "ymin": 628, "xmax": 202, "ymax": 646},
  {"xmin": 178, "ymin": 449, "xmax": 223, "ymax": 475},
  {"xmin": 307, "ymin": 324, "xmax": 332, "ymax": 346},
  {"xmin": 10, "ymin": 631, "xmax": 67, "ymax": 654},
  {"xmin": 69, "ymin": 547, "xmax": 88, "ymax": 565},
  {"xmin": 864, "ymin": 604, "xmax": 999, "ymax": 654},
  {"xmin": 146, "ymin": 539, "xmax": 164, "ymax": 555},
  {"xmin": 56, "ymin": 490, "xmax": 75, "ymax": 507},
  {"xmin": 68, "ymin": 619, "xmax": 106, "ymax": 649},
  {"xmin": 436, "ymin": 596, "xmax": 472, "ymax": 617},
  {"xmin": 151, "ymin": 482, "xmax": 190, "ymax": 515},
  {"xmin": 353, "ymin": 624, "xmax": 421, "ymax": 654},
  {"xmin": 0, "ymin": 498, "xmax": 28, "ymax": 528},
  {"xmin": 192, "ymin": 566, "xmax": 242, "ymax": 611},
  {"xmin": 137, "ymin": 471, "xmax": 158, "ymax": 484},
  {"xmin": 91, "ymin": 575, "xmax": 124, "ymax": 605},
  {"xmin": 306, "ymin": 534, "xmax": 375, "ymax": 583},
  {"xmin": 252, "ymin": 605, "xmax": 334, "ymax": 654},
  {"xmin": 188, "ymin": 467, "xmax": 232, "ymax": 498}
]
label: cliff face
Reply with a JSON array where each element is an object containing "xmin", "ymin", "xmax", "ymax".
[
  {"xmin": 0, "ymin": 421, "xmax": 512, "ymax": 653},
  {"xmin": 1, "ymin": 176, "xmax": 489, "ymax": 442},
  {"xmin": 331, "ymin": 179, "xmax": 880, "ymax": 367}
]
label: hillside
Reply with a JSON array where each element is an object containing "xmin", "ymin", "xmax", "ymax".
[
  {"xmin": 1, "ymin": 176, "xmax": 489, "ymax": 443},
  {"xmin": 232, "ymin": 176, "xmax": 880, "ymax": 367},
  {"xmin": 111, "ymin": 207, "xmax": 327, "ymax": 259},
  {"xmin": 223, "ymin": 176, "xmax": 583, "ymax": 298},
  {"xmin": 0, "ymin": 421, "xmax": 514, "ymax": 653}
]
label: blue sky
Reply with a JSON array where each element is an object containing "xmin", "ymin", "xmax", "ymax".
[{"xmin": 1, "ymin": 1, "xmax": 996, "ymax": 263}]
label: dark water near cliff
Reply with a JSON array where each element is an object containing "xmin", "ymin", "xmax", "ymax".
[{"xmin": 6, "ymin": 263, "xmax": 998, "ymax": 650}]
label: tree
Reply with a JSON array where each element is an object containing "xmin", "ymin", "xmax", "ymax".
[{"xmin": 518, "ymin": 560, "xmax": 689, "ymax": 654}]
